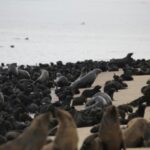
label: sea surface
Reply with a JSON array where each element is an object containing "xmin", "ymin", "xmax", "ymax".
[{"xmin": 0, "ymin": 0, "xmax": 150, "ymax": 65}]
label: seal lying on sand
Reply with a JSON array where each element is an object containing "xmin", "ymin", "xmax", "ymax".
[
  {"xmin": 81, "ymin": 105, "xmax": 126, "ymax": 150},
  {"xmin": 42, "ymin": 108, "xmax": 78, "ymax": 150},
  {"xmin": 0, "ymin": 112, "xmax": 52, "ymax": 150},
  {"xmin": 72, "ymin": 85, "xmax": 101, "ymax": 106},
  {"xmin": 123, "ymin": 117, "xmax": 149, "ymax": 148},
  {"xmin": 85, "ymin": 92, "xmax": 112, "ymax": 110},
  {"xmin": 72, "ymin": 95, "xmax": 87, "ymax": 106},
  {"xmin": 81, "ymin": 85, "xmax": 101, "ymax": 98},
  {"xmin": 147, "ymin": 79, "xmax": 150, "ymax": 84},
  {"xmin": 110, "ymin": 53, "xmax": 134, "ymax": 67},
  {"xmin": 70, "ymin": 69, "xmax": 102, "ymax": 92}
]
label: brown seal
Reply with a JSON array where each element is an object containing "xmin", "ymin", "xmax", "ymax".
[
  {"xmin": 42, "ymin": 108, "xmax": 79, "ymax": 150},
  {"xmin": 98, "ymin": 105, "xmax": 126, "ymax": 150},
  {"xmin": 80, "ymin": 105, "xmax": 126, "ymax": 150},
  {"xmin": 123, "ymin": 117, "xmax": 149, "ymax": 148},
  {"xmin": 0, "ymin": 112, "xmax": 52, "ymax": 150},
  {"xmin": 144, "ymin": 122, "xmax": 150, "ymax": 147},
  {"xmin": 80, "ymin": 133, "xmax": 103, "ymax": 150}
]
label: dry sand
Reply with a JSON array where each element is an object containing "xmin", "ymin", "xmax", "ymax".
[{"xmin": 75, "ymin": 69, "xmax": 150, "ymax": 149}]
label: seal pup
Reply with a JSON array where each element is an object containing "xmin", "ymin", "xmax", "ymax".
[
  {"xmin": 123, "ymin": 117, "xmax": 149, "ymax": 148},
  {"xmin": 42, "ymin": 108, "xmax": 79, "ymax": 150},
  {"xmin": 81, "ymin": 85, "xmax": 102, "ymax": 98},
  {"xmin": 99, "ymin": 105, "xmax": 126, "ymax": 150},
  {"xmin": 0, "ymin": 112, "xmax": 52, "ymax": 150},
  {"xmin": 71, "ymin": 68, "xmax": 102, "ymax": 92}
]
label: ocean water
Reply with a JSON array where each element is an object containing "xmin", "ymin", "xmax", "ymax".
[{"xmin": 0, "ymin": 0, "xmax": 150, "ymax": 65}]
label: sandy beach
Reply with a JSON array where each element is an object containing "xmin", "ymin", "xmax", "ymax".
[
  {"xmin": 72, "ymin": 70, "xmax": 150, "ymax": 149},
  {"xmin": 0, "ymin": 0, "xmax": 150, "ymax": 149}
]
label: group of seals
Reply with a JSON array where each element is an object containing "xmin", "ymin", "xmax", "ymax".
[
  {"xmin": 0, "ymin": 108, "xmax": 79, "ymax": 150},
  {"xmin": 0, "ymin": 112, "xmax": 52, "ymax": 150},
  {"xmin": 81, "ymin": 105, "xmax": 126, "ymax": 150},
  {"xmin": 42, "ymin": 108, "xmax": 78, "ymax": 150},
  {"xmin": 0, "ymin": 53, "xmax": 150, "ymax": 149}
]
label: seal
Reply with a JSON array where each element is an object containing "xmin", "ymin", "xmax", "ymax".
[
  {"xmin": 110, "ymin": 53, "xmax": 134, "ymax": 67},
  {"xmin": 67, "ymin": 106, "xmax": 103, "ymax": 127},
  {"xmin": 143, "ymin": 122, "xmax": 150, "ymax": 147},
  {"xmin": 81, "ymin": 85, "xmax": 102, "ymax": 98},
  {"xmin": 18, "ymin": 69, "xmax": 30, "ymax": 79},
  {"xmin": 71, "ymin": 69, "xmax": 102, "ymax": 92},
  {"xmin": 127, "ymin": 104, "xmax": 146, "ymax": 122},
  {"xmin": 54, "ymin": 73, "xmax": 70, "ymax": 87},
  {"xmin": 72, "ymin": 95, "xmax": 87, "ymax": 106},
  {"xmin": 0, "ymin": 112, "xmax": 52, "ymax": 150},
  {"xmin": 147, "ymin": 79, "xmax": 150, "ymax": 84},
  {"xmin": 85, "ymin": 92, "xmax": 112, "ymax": 110},
  {"xmin": 123, "ymin": 117, "xmax": 149, "ymax": 148},
  {"xmin": 36, "ymin": 69, "xmax": 49, "ymax": 83},
  {"xmin": 81, "ymin": 105, "xmax": 125, "ymax": 150},
  {"xmin": 7, "ymin": 63, "xmax": 18, "ymax": 77},
  {"xmin": 99, "ymin": 105, "xmax": 126, "ymax": 150},
  {"xmin": 80, "ymin": 133, "xmax": 103, "ymax": 150},
  {"xmin": 42, "ymin": 108, "xmax": 78, "ymax": 150}
]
